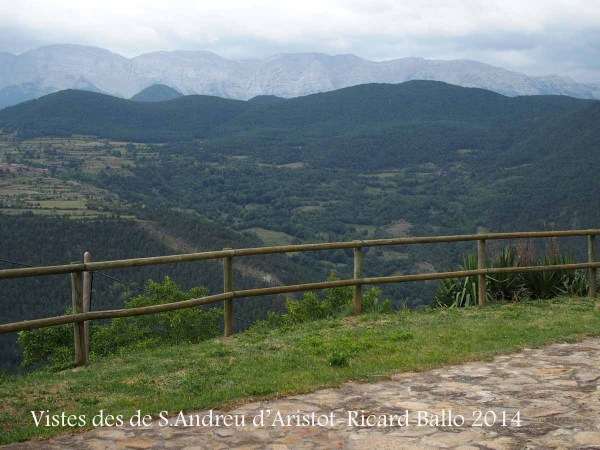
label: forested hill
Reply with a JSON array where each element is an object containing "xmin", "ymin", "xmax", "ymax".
[
  {"xmin": 0, "ymin": 89, "xmax": 250, "ymax": 141},
  {"xmin": 213, "ymin": 81, "xmax": 589, "ymax": 136},
  {"xmin": 482, "ymin": 100, "xmax": 600, "ymax": 229},
  {"xmin": 130, "ymin": 84, "xmax": 183, "ymax": 102},
  {"xmin": 0, "ymin": 81, "xmax": 592, "ymax": 145},
  {"xmin": 203, "ymin": 81, "xmax": 594, "ymax": 169}
]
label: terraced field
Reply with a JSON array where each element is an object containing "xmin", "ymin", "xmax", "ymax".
[{"xmin": 0, "ymin": 133, "xmax": 156, "ymax": 217}]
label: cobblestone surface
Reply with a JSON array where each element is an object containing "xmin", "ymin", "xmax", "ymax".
[{"xmin": 4, "ymin": 338, "xmax": 600, "ymax": 449}]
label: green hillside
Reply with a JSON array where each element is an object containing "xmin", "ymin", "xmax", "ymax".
[
  {"xmin": 482, "ymin": 101, "xmax": 600, "ymax": 229},
  {"xmin": 0, "ymin": 89, "xmax": 250, "ymax": 141},
  {"xmin": 0, "ymin": 81, "xmax": 590, "ymax": 152},
  {"xmin": 130, "ymin": 84, "xmax": 183, "ymax": 102},
  {"xmin": 214, "ymin": 81, "xmax": 586, "ymax": 135},
  {"xmin": 204, "ymin": 82, "xmax": 591, "ymax": 169}
]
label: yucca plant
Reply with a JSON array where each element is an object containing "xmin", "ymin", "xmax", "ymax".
[
  {"xmin": 516, "ymin": 237, "xmax": 582, "ymax": 299},
  {"xmin": 435, "ymin": 239, "xmax": 589, "ymax": 307},
  {"xmin": 560, "ymin": 270, "xmax": 589, "ymax": 297},
  {"xmin": 435, "ymin": 254, "xmax": 480, "ymax": 307},
  {"xmin": 521, "ymin": 253, "xmax": 574, "ymax": 299},
  {"xmin": 487, "ymin": 245, "xmax": 529, "ymax": 302}
]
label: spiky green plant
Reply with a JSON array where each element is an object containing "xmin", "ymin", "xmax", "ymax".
[
  {"xmin": 558, "ymin": 269, "xmax": 589, "ymax": 297},
  {"xmin": 521, "ymin": 254, "xmax": 573, "ymax": 299},
  {"xmin": 435, "ymin": 254, "xmax": 480, "ymax": 307},
  {"xmin": 435, "ymin": 242, "xmax": 591, "ymax": 307},
  {"xmin": 487, "ymin": 246, "xmax": 530, "ymax": 302}
]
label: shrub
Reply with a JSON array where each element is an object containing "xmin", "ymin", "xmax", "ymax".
[
  {"xmin": 487, "ymin": 245, "xmax": 529, "ymax": 302},
  {"xmin": 362, "ymin": 286, "xmax": 393, "ymax": 314},
  {"xmin": 93, "ymin": 277, "xmax": 220, "ymax": 356},
  {"xmin": 517, "ymin": 238, "xmax": 587, "ymax": 299},
  {"xmin": 258, "ymin": 274, "xmax": 392, "ymax": 328},
  {"xmin": 17, "ymin": 314, "xmax": 74, "ymax": 370},
  {"xmin": 17, "ymin": 277, "xmax": 221, "ymax": 369}
]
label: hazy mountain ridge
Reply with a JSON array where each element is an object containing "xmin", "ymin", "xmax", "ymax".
[{"xmin": 0, "ymin": 44, "xmax": 598, "ymax": 109}]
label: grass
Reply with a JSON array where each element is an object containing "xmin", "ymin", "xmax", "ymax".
[
  {"xmin": 244, "ymin": 227, "xmax": 296, "ymax": 246},
  {"xmin": 1, "ymin": 296, "xmax": 599, "ymax": 444}
]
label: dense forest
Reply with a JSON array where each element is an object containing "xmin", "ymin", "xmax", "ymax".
[
  {"xmin": 1, "ymin": 80, "xmax": 598, "ymax": 372},
  {"xmin": 0, "ymin": 211, "xmax": 325, "ymax": 372}
]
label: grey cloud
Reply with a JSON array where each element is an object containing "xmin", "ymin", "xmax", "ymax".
[{"xmin": 0, "ymin": 0, "xmax": 598, "ymax": 83}]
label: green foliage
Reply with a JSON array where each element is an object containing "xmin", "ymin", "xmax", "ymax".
[
  {"xmin": 562, "ymin": 271, "xmax": 590, "ymax": 297},
  {"xmin": 515, "ymin": 239, "xmax": 588, "ymax": 300},
  {"xmin": 17, "ymin": 320, "xmax": 74, "ymax": 370},
  {"xmin": 435, "ymin": 254, "xmax": 480, "ymax": 307},
  {"xmin": 361, "ymin": 287, "xmax": 393, "ymax": 314},
  {"xmin": 387, "ymin": 330, "xmax": 414, "ymax": 342},
  {"xmin": 521, "ymin": 254, "xmax": 571, "ymax": 299},
  {"xmin": 0, "ymin": 211, "xmax": 316, "ymax": 373},
  {"xmin": 487, "ymin": 246, "xmax": 529, "ymax": 302},
  {"xmin": 16, "ymin": 278, "xmax": 221, "ymax": 370},
  {"xmin": 435, "ymin": 243, "xmax": 591, "ymax": 307},
  {"xmin": 252, "ymin": 275, "xmax": 391, "ymax": 329},
  {"xmin": 92, "ymin": 277, "xmax": 220, "ymax": 356},
  {"xmin": 328, "ymin": 351, "xmax": 349, "ymax": 367}
]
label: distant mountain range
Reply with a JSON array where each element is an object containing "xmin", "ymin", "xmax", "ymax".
[{"xmin": 0, "ymin": 44, "xmax": 599, "ymax": 109}]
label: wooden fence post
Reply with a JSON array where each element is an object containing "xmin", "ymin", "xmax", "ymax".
[
  {"xmin": 223, "ymin": 248, "xmax": 234, "ymax": 337},
  {"xmin": 82, "ymin": 252, "xmax": 91, "ymax": 363},
  {"xmin": 353, "ymin": 242, "xmax": 363, "ymax": 315},
  {"xmin": 589, "ymin": 235, "xmax": 597, "ymax": 299},
  {"xmin": 477, "ymin": 238, "xmax": 487, "ymax": 305},
  {"xmin": 70, "ymin": 263, "xmax": 86, "ymax": 366}
]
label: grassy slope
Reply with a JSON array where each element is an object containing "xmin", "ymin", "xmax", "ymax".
[{"xmin": 1, "ymin": 296, "xmax": 599, "ymax": 444}]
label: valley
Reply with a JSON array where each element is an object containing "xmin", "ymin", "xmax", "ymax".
[{"xmin": 1, "ymin": 80, "xmax": 599, "ymax": 372}]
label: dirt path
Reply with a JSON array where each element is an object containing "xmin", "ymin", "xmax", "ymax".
[{"xmin": 4, "ymin": 338, "xmax": 600, "ymax": 449}]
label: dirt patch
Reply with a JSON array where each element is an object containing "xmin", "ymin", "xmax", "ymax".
[{"xmin": 386, "ymin": 219, "xmax": 412, "ymax": 237}]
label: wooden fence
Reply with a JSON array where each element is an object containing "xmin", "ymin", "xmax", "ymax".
[{"xmin": 1, "ymin": 229, "xmax": 599, "ymax": 366}]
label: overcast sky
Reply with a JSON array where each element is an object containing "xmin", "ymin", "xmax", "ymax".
[{"xmin": 0, "ymin": 0, "xmax": 599, "ymax": 83}]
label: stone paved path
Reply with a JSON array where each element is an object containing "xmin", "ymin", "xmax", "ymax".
[{"xmin": 4, "ymin": 338, "xmax": 600, "ymax": 449}]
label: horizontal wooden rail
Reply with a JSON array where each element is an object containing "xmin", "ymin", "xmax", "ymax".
[
  {"xmin": 2, "ymin": 261, "xmax": 599, "ymax": 334},
  {"xmin": 0, "ymin": 292, "xmax": 233, "ymax": 334},
  {"xmin": 233, "ymin": 262, "xmax": 600, "ymax": 298},
  {"xmin": 1, "ymin": 229, "xmax": 599, "ymax": 280}
]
